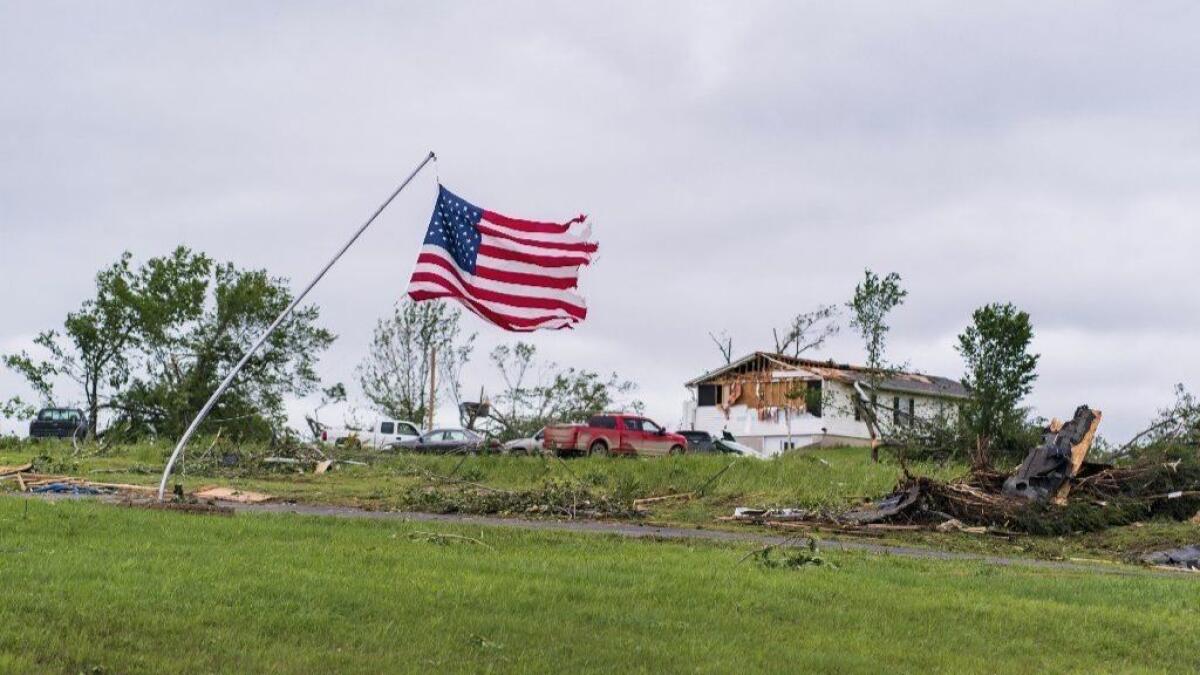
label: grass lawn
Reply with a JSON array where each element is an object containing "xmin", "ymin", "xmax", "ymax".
[
  {"xmin": 0, "ymin": 498, "xmax": 1197, "ymax": 673},
  {"xmin": 0, "ymin": 440, "xmax": 960, "ymax": 514},
  {"xmin": 3, "ymin": 440, "xmax": 1197, "ymax": 564}
]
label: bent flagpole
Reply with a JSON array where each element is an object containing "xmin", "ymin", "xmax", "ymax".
[{"xmin": 157, "ymin": 151, "xmax": 437, "ymax": 500}]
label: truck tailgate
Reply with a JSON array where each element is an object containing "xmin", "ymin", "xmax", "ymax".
[{"xmin": 543, "ymin": 425, "xmax": 581, "ymax": 450}]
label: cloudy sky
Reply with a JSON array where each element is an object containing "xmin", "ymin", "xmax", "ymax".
[{"xmin": 3, "ymin": 1, "xmax": 1199, "ymax": 442}]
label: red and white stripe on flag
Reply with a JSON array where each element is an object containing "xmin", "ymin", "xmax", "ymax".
[{"xmin": 406, "ymin": 186, "xmax": 597, "ymax": 332}]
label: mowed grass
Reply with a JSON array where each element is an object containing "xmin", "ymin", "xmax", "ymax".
[{"xmin": 1, "ymin": 498, "xmax": 1198, "ymax": 674}]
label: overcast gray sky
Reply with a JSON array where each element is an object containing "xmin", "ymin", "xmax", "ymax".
[{"xmin": 3, "ymin": 1, "xmax": 1199, "ymax": 442}]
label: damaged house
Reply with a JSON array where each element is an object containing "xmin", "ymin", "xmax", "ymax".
[{"xmin": 682, "ymin": 352, "xmax": 969, "ymax": 455}]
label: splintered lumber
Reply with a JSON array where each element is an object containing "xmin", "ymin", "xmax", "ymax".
[
  {"xmin": 1052, "ymin": 410, "xmax": 1103, "ymax": 505},
  {"xmin": 314, "ymin": 460, "xmax": 334, "ymax": 475},
  {"xmin": 84, "ymin": 481, "xmax": 158, "ymax": 493},
  {"xmin": 193, "ymin": 486, "xmax": 274, "ymax": 504},
  {"xmin": 0, "ymin": 463, "xmax": 33, "ymax": 477}
]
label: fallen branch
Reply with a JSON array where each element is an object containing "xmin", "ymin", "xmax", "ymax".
[
  {"xmin": 696, "ymin": 460, "xmax": 737, "ymax": 496},
  {"xmin": 633, "ymin": 493, "xmax": 693, "ymax": 510}
]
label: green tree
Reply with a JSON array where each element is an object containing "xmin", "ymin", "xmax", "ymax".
[
  {"xmin": 117, "ymin": 254, "xmax": 335, "ymax": 439},
  {"xmin": 5, "ymin": 247, "xmax": 336, "ymax": 441},
  {"xmin": 485, "ymin": 342, "xmax": 641, "ymax": 441},
  {"xmin": 846, "ymin": 269, "xmax": 908, "ymax": 379},
  {"xmin": 4, "ymin": 253, "xmax": 143, "ymax": 437},
  {"xmin": 956, "ymin": 302, "xmax": 1039, "ymax": 468},
  {"xmin": 357, "ymin": 300, "xmax": 475, "ymax": 425},
  {"xmin": 846, "ymin": 269, "xmax": 907, "ymax": 461}
]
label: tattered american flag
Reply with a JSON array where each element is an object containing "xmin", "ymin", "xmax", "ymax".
[{"xmin": 406, "ymin": 185, "xmax": 598, "ymax": 331}]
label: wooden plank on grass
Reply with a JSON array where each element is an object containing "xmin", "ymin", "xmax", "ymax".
[
  {"xmin": 194, "ymin": 486, "xmax": 274, "ymax": 504},
  {"xmin": 0, "ymin": 463, "xmax": 33, "ymax": 477}
]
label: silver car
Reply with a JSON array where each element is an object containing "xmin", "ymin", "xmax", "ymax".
[
  {"xmin": 502, "ymin": 428, "xmax": 545, "ymax": 455},
  {"xmin": 389, "ymin": 428, "xmax": 495, "ymax": 454}
]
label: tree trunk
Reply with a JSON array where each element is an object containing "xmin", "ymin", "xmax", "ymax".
[{"xmin": 88, "ymin": 377, "xmax": 99, "ymax": 439}]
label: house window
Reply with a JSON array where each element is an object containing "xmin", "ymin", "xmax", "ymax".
[
  {"xmin": 697, "ymin": 384, "xmax": 723, "ymax": 407},
  {"xmin": 908, "ymin": 398, "xmax": 915, "ymax": 426},
  {"xmin": 806, "ymin": 381, "xmax": 823, "ymax": 418},
  {"xmin": 893, "ymin": 397, "xmax": 901, "ymax": 425}
]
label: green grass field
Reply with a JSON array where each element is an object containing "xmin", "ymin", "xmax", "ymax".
[
  {"xmin": 1, "ymin": 498, "xmax": 1197, "ymax": 674},
  {"xmin": 3, "ymin": 440, "xmax": 1197, "ymax": 564},
  {"xmin": 0, "ymin": 439, "xmax": 960, "ymax": 513}
]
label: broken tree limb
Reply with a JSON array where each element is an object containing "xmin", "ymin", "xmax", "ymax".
[
  {"xmin": 633, "ymin": 493, "xmax": 693, "ymax": 510},
  {"xmin": 696, "ymin": 460, "xmax": 737, "ymax": 496}
]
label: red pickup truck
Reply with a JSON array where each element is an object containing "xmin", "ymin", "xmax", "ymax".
[{"xmin": 543, "ymin": 413, "xmax": 689, "ymax": 457}]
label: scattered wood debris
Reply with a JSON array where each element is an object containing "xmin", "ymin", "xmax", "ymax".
[
  {"xmin": 632, "ymin": 493, "xmax": 693, "ymax": 511},
  {"xmin": 0, "ymin": 463, "xmax": 33, "ymax": 477},
  {"xmin": 725, "ymin": 404, "xmax": 1200, "ymax": 536},
  {"xmin": 2, "ymin": 471, "xmax": 158, "ymax": 495},
  {"xmin": 193, "ymin": 486, "xmax": 274, "ymax": 504}
]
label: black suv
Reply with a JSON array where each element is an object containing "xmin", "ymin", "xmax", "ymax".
[{"xmin": 29, "ymin": 408, "xmax": 89, "ymax": 439}]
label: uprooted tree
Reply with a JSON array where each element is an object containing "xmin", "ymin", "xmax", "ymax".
[
  {"xmin": 956, "ymin": 302, "xmax": 1040, "ymax": 469},
  {"xmin": 483, "ymin": 341, "xmax": 642, "ymax": 441},
  {"xmin": 1115, "ymin": 383, "xmax": 1200, "ymax": 459},
  {"xmin": 357, "ymin": 299, "xmax": 476, "ymax": 425},
  {"xmin": 4, "ymin": 247, "xmax": 336, "ymax": 441}
]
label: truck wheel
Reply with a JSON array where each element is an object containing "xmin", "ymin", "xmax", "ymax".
[
  {"xmin": 669, "ymin": 445, "xmax": 685, "ymax": 456},
  {"xmin": 589, "ymin": 440, "xmax": 609, "ymax": 457}
]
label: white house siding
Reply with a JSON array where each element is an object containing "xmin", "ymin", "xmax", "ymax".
[{"xmin": 683, "ymin": 379, "xmax": 959, "ymax": 453}]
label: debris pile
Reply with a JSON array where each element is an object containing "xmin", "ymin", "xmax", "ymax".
[
  {"xmin": 403, "ymin": 478, "xmax": 636, "ymax": 519},
  {"xmin": 1, "ymin": 463, "xmax": 159, "ymax": 497},
  {"xmin": 732, "ymin": 405, "xmax": 1200, "ymax": 536}
]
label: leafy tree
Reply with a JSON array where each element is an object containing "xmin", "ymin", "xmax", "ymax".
[
  {"xmin": 4, "ymin": 253, "xmax": 143, "ymax": 437},
  {"xmin": 357, "ymin": 300, "xmax": 475, "ymax": 425},
  {"xmin": 846, "ymin": 269, "xmax": 907, "ymax": 379},
  {"xmin": 485, "ymin": 342, "xmax": 641, "ymax": 441},
  {"xmin": 846, "ymin": 269, "xmax": 907, "ymax": 461},
  {"xmin": 116, "ymin": 256, "xmax": 335, "ymax": 439},
  {"xmin": 956, "ymin": 302, "xmax": 1039, "ymax": 468},
  {"xmin": 5, "ymin": 247, "xmax": 336, "ymax": 441}
]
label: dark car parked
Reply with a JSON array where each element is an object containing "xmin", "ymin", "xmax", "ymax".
[
  {"xmin": 29, "ymin": 408, "xmax": 89, "ymax": 439},
  {"xmin": 677, "ymin": 430, "xmax": 716, "ymax": 453},
  {"xmin": 677, "ymin": 429, "xmax": 747, "ymax": 455}
]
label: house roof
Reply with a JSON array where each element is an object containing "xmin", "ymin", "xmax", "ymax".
[{"xmin": 685, "ymin": 351, "xmax": 970, "ymax": 400}]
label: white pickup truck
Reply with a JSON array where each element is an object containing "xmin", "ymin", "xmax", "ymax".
[{"xmin": 319, "ymin": 419, "xmax": 423, "ymax": 450}]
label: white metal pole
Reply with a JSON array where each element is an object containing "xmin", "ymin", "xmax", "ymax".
[{"xmin": 157, "ymin": 151, "xmax": 437, "ymax": 500}]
